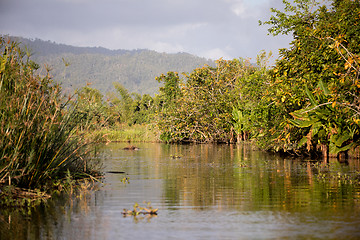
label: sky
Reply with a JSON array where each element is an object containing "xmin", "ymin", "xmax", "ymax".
[{"xmin": 0, "ymin": 0, "xmax": 293, "ymax": 62}]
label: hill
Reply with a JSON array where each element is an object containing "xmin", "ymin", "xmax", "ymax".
[{"xmin": 10, "ymin": 36, "xmax": 215, "ymax": 95}]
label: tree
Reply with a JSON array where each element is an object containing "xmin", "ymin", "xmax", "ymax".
[
  {"xmin": 110, "ymin": 83, "xmax": 134, "ymax": 125},
  {"xmin": 156, "ymin": 71, "xmax": 182, "ymax": 110},
  {"xmin": 155, "ymin": 59, "xmax": 270, "ymax": 143},
  {"xmin": 155, "ymin": 72, "xmax": 183, "ymax": 142},
  {"xmin": 232, "ymin": 52, "xmax": 273, "ymax": 144},
  {"xmin": 261, "ymin": 0, "xmax": 360, "ymax": 158},
  {"xmin": 74, "ymin": 86, "xmax": 108, "ymax": 130},
  {"xmin": 109, "ymin": 82, "xmax": 155, "ymax": 126}
]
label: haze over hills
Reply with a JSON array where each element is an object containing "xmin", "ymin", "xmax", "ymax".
[{"xmin": 10, "ymin": 36, "xmax": 215, "ymax": 96}]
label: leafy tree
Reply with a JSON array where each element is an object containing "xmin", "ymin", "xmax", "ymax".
[
  {"xmin": 74, "ymin": 86, "xmax": 109, "ymax": 130},
  {"xmin": 132, "ymin": 94, "xmax": 155, "ymax": 124},
  {"xmin": 109, "ymin": 82, "xmax": 155, "ymax": 126},
  {"xmin": 110, "ymin": 83, "xmax": 134, "ymax": 125},
  {"xmin": 156, "ymin": 59, "xmax": 269, "ymax": 143},
  {"xmin": 232, "ymin": 52, "xmax": 273, "ymax": 143},
  {"xmin": 155, "ymin": 72, "xmax": 183, "ymax": 142},
  {"xmin": 261, "ymin": 0, "xmax": 360, "ymax": 157},
  {"xmin": 156, "ymin": 71, "xmax": 182, "ymax": 109},
  {"xmin": 155, "ymin": 54, "xmax": 276, "ymax": 144}
]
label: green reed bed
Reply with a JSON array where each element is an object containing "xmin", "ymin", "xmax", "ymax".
[
  {"xmin": 0, "ymin": 37, "xmax": 101, "ymax": 207},
  {"xmin": 92, "ymin": 124, "xmax": 160, "ymax": 142}
]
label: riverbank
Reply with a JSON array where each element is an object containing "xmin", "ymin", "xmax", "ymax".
[
  {"xmin": 88, "ymin": 124, "xmax": 160, "ymax": 143},
  {"xmin": 87, "ymin": 123, "xmax": 360, "ymax": 160}
]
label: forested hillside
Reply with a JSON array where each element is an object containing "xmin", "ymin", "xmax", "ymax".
[{"xmin": 11, "ymin": 36, "xmax": 214, "ymax": 95}]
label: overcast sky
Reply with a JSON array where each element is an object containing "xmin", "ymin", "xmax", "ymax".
[{"xmin": 0, "ymin": 0, "xmax": 293, "ymax": 62}]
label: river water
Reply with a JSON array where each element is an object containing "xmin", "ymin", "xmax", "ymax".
[{"xmin": 1, "ymin": 142, "xmax": 360, "ymax": 239}]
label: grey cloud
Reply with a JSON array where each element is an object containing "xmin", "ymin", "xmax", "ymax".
[{"xmin": 0, "ymin": 0, "xmax": 293, "ymax": 61}]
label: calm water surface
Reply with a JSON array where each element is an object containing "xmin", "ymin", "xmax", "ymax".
[{"xmin": 1, "ymin": 143, "xmax": 360, "ymax": 240}]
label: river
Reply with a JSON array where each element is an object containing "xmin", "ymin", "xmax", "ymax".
[{"xmin": 1, "ymin": 142, "xmax": 360, "ymax": 239}]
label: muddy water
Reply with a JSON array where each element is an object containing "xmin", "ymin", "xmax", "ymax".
[{"xmin": 1, "ymin": 143, "xmax": 360, "ymax": 239}]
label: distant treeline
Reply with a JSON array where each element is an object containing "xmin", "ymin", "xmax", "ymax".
[
  {"xmin": 6, "ymin": 36, "xmax": 215, "ymax": 96},
  {"xmin": 8, "ymin": 36, "xmax": 133, "ymax": 56}
]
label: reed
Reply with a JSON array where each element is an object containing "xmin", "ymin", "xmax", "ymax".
[
  {"xmin": 92, "ymin": 124, "xmax": 160, "ymax": 142},
  {"xmin": 0, "ymin": 37, "xmax": 100, "ymax": 196}
]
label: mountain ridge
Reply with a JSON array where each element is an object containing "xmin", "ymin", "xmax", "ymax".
[{"xmin": 7, "ymin": 36, "xmax": 215, "ymax": 95}]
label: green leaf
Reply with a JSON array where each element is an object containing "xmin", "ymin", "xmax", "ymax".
[
  {"xmin": 289, "ymin": 118, "xmax": 318, "ymax": 128},
  {"xmin": 317, "ymin": 129, "xmax": 326, "ymax": 139},
  {"xmin": 305, "ymin": 85, "xmax": 318, "ymax": 106},
  {"xmin": 291, "ymin": 110, "xmax": 308, "ymax": 120},
  {"xmin": 317, "ymin": 80, "xmax": 330, "ymax": 95},
  {"xmin": 0, "ymin": 54, "xmax": 8, "ymax": 73},
  {"xmin": 311, "ymin": 121, "xmax": 322, "ymax": 137},
  {"xmin": 329, "ymin": 142, "xmax": 354, "ymax": 155},
  {"xmin": 297, "ymin": 136, "xmax": 308, "ymax": 147},
  {"xmin": 330, "ymin": 132, "xmax": 351, "ymax": 147}
]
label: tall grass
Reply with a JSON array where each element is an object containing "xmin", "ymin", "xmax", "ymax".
[
  {"xmin": 0, "ymin": 37, "xmax": 99, "ymax": 192},
  {"xmin": 92, "ymin": 124, "xmax": 160, "ymax": 142}
]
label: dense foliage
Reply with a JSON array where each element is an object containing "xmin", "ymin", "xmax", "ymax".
[
  {"xmin": 260, "ymin": 0, "xmax": 360, "ymax": 158},
  {"xmin": 156, "ymin": 54, "xmax": 273, "ymax": 143},
  {"xmin": 70, "ymin": 83, "xmax": 158, "ymax": 132}
]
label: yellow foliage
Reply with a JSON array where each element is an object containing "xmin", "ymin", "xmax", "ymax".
[
  {"xmin": 344, "ymin": 61, "xmax": 351, "ymax": 70},
  {"xmin": 354, "ymin": 118, "xmax": 360, "ymax": 126}
]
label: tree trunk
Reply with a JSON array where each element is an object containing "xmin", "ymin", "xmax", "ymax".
[
  {"xmin": 337, "ymin": 151, "xmax": 348, "ymax": 163},
  {"xmin": 237, "ymin": 133, "xmax": 242, "ymax": 143},
  {"xmin": 229, "ymin": 127, "xmax": 234, "ymax": 144},
  {"xmin": 320, "ymin": 144, "xmax": 329, "ymax": 162}
]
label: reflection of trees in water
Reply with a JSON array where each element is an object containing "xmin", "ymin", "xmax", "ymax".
[{"xmin": 162, "ymin": 144, "xmax": 360, "ymax": 212}]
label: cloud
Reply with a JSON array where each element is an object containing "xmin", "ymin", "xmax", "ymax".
[
  {"xmin": 0, "ymin": 0, "xmax": 293, "ymax": 61},
  {"xmin": 151, "ymin": 42, "xmax": 185, "ymax": 53},
  {"xmin": 227, "ymin": 0, "xmax": 270, "ymax": 18},
  {"xmin": 230, "ymin": 1, "xmax": 247, "ymax": 16},
  {"xmin": 202, "ymin": 48, "xmax": 233, "ymax": 60}
]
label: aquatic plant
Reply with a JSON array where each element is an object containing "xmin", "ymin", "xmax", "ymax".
[
  {"xmin": 0, "ymin": 37, "xmax": 100, "ymax": 205},
  {"xmin": 120, "ymin": 176, "xmax": 130, "ymax": 184},
  {"xmin": 170, "ymin": 154, "xmax": 182, "ymax": 159},
  {"xmin": 122, "ymin": 202, "xmax": 158, "ymax": 217}
]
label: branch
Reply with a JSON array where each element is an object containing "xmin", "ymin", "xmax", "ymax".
[
  {"xmin": 325, "ymin": 37, "xmax": 360, "ymax": 75},
  {"xmin": 302, "ymin": 102, "xmax": 333, "ymax": 114}
]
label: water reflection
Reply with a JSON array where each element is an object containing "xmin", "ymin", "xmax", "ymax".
[{"xmin": 1, "ymin": 143, "xmax": 360, "ymax": 239}]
